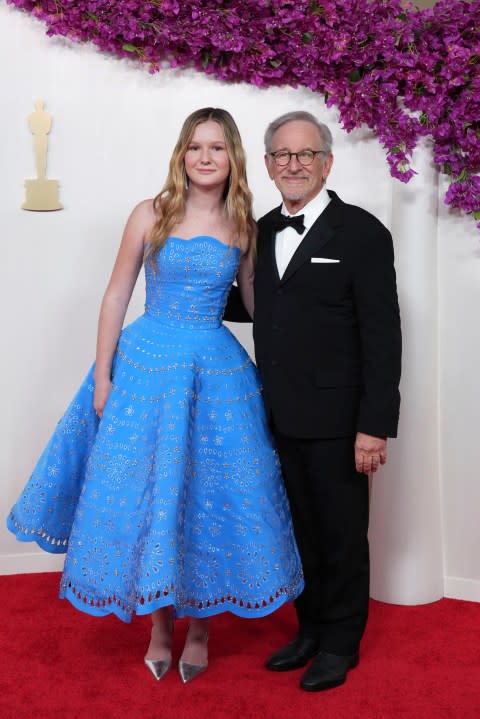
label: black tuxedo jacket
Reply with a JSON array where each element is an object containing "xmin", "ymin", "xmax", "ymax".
[{"xmin": 250, "ymin": 190, "xmax": 401, "ymax": 439}]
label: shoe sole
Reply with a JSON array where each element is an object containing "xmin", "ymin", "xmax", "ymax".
[
  {"xmin": 266, "ymin": 652, "xmax": 319, "ymax": 672},
  {"xmin": 300, "ymin": 657, "xmax": 359, "ymax": 691}
]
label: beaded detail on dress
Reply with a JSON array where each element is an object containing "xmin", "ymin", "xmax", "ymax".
[
  {"xmin": 7, "ymin": 236, "xmax": 303, "ymax": 621},
  {"xmin": 144, "ymin": 235, "xmax": 236, "ymax": 329}
]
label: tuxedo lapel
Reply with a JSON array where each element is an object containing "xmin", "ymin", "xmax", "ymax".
[
  {"xmin": 270, "ymin": 226, "xmax": 281, "ymax": 285},
  {"xmin": 261, "ymin": 206, "xmax": 282, "ymax": 286},
  {"xmin": 280, "ymin": 191, "xmax": 344, "ymax": 285}
]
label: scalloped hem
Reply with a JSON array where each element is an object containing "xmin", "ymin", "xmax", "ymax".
[
  {"xmin": 6, "ymin": 513, "xmax": 68, "ymax": 555},
  {"xmin": 59, "ymin": 576, "xmax": 305, "ymax": 623}
]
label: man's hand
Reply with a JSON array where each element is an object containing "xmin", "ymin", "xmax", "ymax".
[{"xmin": 355, "ymin": 432, "xmax": 387, "ymax": 475}]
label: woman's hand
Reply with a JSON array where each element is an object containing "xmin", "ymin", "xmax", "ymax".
[{"xmin": 93, "ymin": 377, "xmax": 112, "ymax": 418}]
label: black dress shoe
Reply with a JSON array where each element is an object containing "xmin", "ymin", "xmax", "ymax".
[
  {"xmin": 300, "ymin": 650, "xmax": 359, "ymax": 691},
  {"xmin": 265, "ymin": 636, "xmax": 320, "ymax": 672}
]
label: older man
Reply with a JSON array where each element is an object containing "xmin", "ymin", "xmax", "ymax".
[{"xmin": 228, "ymin": 111, "xmax": 401, "ymax": 691}]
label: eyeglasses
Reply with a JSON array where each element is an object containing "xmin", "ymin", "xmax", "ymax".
[{"xmin": 269, "ymin": 149, "xmax": 328, "ymax": 167}]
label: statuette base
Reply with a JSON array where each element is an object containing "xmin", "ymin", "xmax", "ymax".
[{"xmin": 22, "ymin": 178, "xmax": 62, "ymax": 212}]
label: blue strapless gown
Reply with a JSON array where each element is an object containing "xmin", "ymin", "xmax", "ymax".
[{"xmin": 7, "ymin": 236, "xmax": 303, "ymax": 621}]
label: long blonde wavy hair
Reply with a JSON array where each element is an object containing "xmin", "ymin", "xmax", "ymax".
[{"xmin": 145, "ymin": 108, "xmax": 256, "ymax": 266}]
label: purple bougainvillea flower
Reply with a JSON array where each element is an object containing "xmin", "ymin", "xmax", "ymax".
[{"xmin": 7, "ymin": 0, "xmax": 480, "ymax": 227}]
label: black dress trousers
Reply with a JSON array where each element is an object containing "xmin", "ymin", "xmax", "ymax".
[{"xmin": 273, "ymin": 429, "xmax": 370, "ymax": 656}]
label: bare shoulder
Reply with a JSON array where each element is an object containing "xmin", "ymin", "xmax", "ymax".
[
  {"xmin": 131, "ymin": 198, "xmax": 157, "ymax": 224},
  {"xmin": 125, "ymin": 198, "xmax": 157, "ymax": 240}
]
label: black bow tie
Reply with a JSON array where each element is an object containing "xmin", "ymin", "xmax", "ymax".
[{"xmin": 272, "ymin": 213, "xmax": 306, "ymax": 235}]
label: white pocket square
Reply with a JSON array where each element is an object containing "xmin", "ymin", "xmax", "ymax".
[{"xmin": 311, "ymin": 257, "xmax": 340, "ymax": 263}]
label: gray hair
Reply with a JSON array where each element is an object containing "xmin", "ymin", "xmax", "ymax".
[{"xmin": 264, "ymin": 111, "xmax": 333, "ymax": 154}]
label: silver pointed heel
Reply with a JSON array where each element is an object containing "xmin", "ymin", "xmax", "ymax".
[
  {"xmin": 179, "ymin": 625, "xmax": 209, "ymax": 684},
  {"xmin": 144, "ymin": 657, "xmax": 172, "ymax": 681},
  {"xmin": 144, "ymin": 611, "xmax": 174, "ymax": 681},
  {"xmin": 178, "ymin": 659, "xmax": 208, "ymax": 684}
]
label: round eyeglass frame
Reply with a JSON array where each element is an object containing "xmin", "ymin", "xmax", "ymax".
[{"xmin": 269, "ymin": 149, "xmax": 328, "ymax": 167}]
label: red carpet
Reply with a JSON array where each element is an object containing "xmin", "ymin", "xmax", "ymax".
[{"xmin": 1, "ymin": 572, "xmax": 479, "ymax": 719}]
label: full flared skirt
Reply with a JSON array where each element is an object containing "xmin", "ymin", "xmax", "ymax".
[{"xmin": 8, "ymin": 315, "xmax": 303, "ymax": 621}]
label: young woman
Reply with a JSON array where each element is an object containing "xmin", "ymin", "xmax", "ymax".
[{"xmin": 7, "ymin": 108, "xmax": 303, "ymax": 683}]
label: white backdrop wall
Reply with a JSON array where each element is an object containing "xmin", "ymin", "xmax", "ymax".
[{"xmin": 1, "ymin": 5, "xmax": 479, "ymax": 602}]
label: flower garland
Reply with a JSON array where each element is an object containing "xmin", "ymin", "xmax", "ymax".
[{"xmin": 8, "ymin": 0, "xmax": 480, "ymax": 227}]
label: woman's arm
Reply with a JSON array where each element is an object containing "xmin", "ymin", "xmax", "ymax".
[
  {"xmin": 93, "ymin": 199, "xmax": 154, "ymax": 416},
  {"xmin": 236, "ymin": 250, "xmax": 255, "ymax": 320}
]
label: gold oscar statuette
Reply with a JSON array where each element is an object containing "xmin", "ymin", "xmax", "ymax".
[{"xmin": 22, "ymin": 99, "xmax": 63, "ymax": 211}]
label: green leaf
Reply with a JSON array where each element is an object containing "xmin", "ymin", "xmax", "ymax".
[
  {"xmin": 396, "ymin": 12, "xmax": 408, "ymax": 21},
  {"xmin": 473, "ymin": 211, "xmax": 480, "ymax": 220},
  {"xmin": 348, "ymin": 69, "xmax": 362, "ymax": 83},
  {"xmin": 420, "ymin": 112, "xmax": 428, "ymax": 126},
  {"xmin": 311, "ymin": 1, "xmax": 324, "ymax": 17},
  {"xmin": 458, "ymin": 169, "xmax": 468, "ymax": 182},
  {"xmin": 443, "ymin": 162, "xmax": 452, "ymax": 175},
  {"xmin": 269, "ymin": 59, "xmax": 282, "ymax": 68},
  {"xmin": 202, "ymin": 51, "xmax": 210, "ymax": 68},
  {"xmin": 122, "ymin": 43, "xmax": 137, "ymax": 53},
  {"xmin": 302, "ymin": 32, "xmax": 314, "ymax": 43},
  {"xmin": 358, "ymin": 35, "xmax": 373, "ymax": 48}
]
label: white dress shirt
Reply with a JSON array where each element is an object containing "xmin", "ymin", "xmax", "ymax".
[{"xmin": 275, "ymin": 188, "xmax": 331, "ymax": 279}]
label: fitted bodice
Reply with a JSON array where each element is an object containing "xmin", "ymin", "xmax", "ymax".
[{"xmin": 144, "ymin": 236, "xmax": 240, "ymax": 329}]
